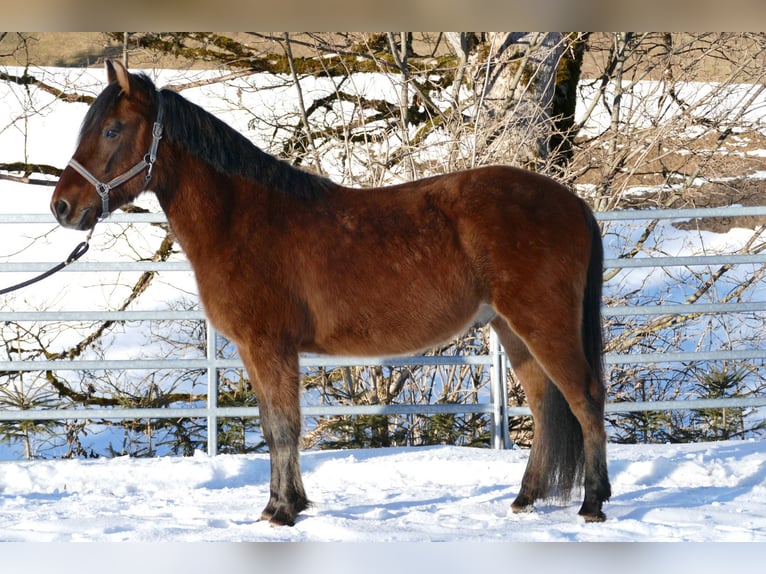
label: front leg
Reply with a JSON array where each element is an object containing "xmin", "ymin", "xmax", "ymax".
[
  {"xmin": 258, "ymin": 402, "xmax": 310, "ymax": 526},
  {"xmin": 241, "ymin": 343, "xmax": 309, "ymax": 526}
]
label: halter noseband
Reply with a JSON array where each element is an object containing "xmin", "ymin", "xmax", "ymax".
[{"xmin": 68, "ymin": 91, "xmax": 165, "ymax": 221}]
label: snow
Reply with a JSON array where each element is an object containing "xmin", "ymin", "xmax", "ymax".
[
  {"xmin": 575, "ymin": 80, "xmax": 766, "ymax": 137},
  {"xmin": 3, "ymin": 67, "xmax": 766, "ymax": 555},
  {"xmin": 2, "ymin": 440, "xmax": 765, "ymax": 543}
]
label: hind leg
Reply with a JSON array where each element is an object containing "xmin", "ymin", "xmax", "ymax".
[
  {"xmin": 523, "ymin": 330, "xmax": 610, "ymax": 521},
  {"xmin": 542, "ymin": 348, "xmax": 610, "ymax": 521},
  {"xmin": 491, "ymin": 318, "xmax": 549, "ymax": 513},
  {"xmin": 240, "ymin": 343, "xmax": 309, "ymax": 526},
  {"xmin": 493, "ymin": 309, "xmax": 610, "ymax": 521}
]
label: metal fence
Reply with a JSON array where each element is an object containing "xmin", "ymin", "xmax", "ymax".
[{"xmin": 2, "ymin": 206, "xmax": 766, "ymax": 454}]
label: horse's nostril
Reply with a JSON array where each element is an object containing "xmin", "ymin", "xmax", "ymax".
[{"xmin": 54, "ymin": 199, "xmax": 71, "ymax": 219}]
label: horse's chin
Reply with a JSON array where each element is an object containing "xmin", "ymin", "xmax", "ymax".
[{"xmin": 74, "ymin": 207, "xmax": 98, "ymax": 230}]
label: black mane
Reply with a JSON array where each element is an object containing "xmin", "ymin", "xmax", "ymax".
[{"xmin": 83, "ymin": 72, "xmax": 332, "ymax": 200}]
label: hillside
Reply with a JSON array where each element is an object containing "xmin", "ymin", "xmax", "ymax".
[{"xmin": 2, "ymin": 32, "xmax": 758, "ymax": 81}]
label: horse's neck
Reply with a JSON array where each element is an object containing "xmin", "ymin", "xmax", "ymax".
[{"xmin": 155, "ymin": 159, "xmax": 240, "ymax": 258}]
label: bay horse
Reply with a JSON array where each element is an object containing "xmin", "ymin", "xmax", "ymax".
[{"xmin": 51, "ymin": 60, "xmax": 611, "ymax": 526}]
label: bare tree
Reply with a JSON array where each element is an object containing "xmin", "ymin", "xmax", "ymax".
[{"xmin": 3, "ymin": 33, "xmax": 766, "ymax": 457}]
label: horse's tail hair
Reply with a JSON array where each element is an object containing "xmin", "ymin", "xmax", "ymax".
[
  {"xmin": 534, "ymin": 202, "xmax": 603, "ymax": 502},
  {"xmin": 581, "ymin": 202, "xmax": 605, "ymax": 393}
]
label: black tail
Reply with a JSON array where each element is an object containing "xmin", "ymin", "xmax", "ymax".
[
  {"xmin": 581, "ymin": 204, "xmax": 605, "ymax": 390},
  {"xmin": 533, "ymin": 202, "xmax": 604, "ymax": 502}
]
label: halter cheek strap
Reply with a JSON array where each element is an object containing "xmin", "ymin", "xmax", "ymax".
[{"xmin": 68, "ymin": 91, "xmax": 165, "ymax": 220}]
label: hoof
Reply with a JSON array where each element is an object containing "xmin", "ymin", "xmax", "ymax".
[
  {"xmin": 511, "ymin": 502, "xmax": 535, "ymax": 514},
  {"xmin": 261, "ymin": 508, "xmax": 296, "ymax": 527},
  {"xmin": 269, "ymin": 513, "xmax": 296, "ymax": 527},
  {"xmin": 579, "ymin": 509, "xmax": 607, "ymax": 523},
  {"xmin": 511, "ymin": 492, "xmax": 536, "ymax": 515},
  {"xmin": 261, "ymin": 497, "xmax": 310, "ymax": 527},
  {"xmin": 260, "ymin": 506, "xmax": 274, "ymax": 522}
]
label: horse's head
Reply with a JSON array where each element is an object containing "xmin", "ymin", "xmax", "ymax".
[{"xmin": 51, "ymin": 60, "xmax": 162, "ymax": 230}]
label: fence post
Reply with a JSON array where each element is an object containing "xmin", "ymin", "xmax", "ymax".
[
  {"xmin": 489, "ymin": 328, "xmax": 510, "ymax": 449},
  {"xmin": 206, "ymin": 320, "xmax": 218, "ymax": 456}
]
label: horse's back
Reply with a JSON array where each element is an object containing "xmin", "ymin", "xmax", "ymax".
[
  {"xmin": 444, "ymin": 165, "xmax": 588, "ymax": 224},
  {"xmin": 416, "ymin": 165, "xmax": 594, "ymax": 277}
]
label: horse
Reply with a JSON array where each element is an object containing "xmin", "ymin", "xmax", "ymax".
[{"xmin": 50, "ymin": 60, "xmax": 611, "ymax": 526}]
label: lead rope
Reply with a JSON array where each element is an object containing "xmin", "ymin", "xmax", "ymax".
[{"xmin": 0, "ymin": 227, "xmax": 94, "ymax": 296}]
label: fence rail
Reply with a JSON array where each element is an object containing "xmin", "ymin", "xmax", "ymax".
[{"xmin": 2, "ymin": 206, "xmax": 766, "ymax": 453}]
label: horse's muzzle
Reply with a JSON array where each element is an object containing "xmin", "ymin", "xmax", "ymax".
[{"xmin": 51, "ymin": 197, "xmax": 95, "ymax": 231}]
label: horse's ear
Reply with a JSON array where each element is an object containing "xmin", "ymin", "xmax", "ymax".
[{"xmin": 105, "ymin": 59, "xmax": 132, "ymax": 97}]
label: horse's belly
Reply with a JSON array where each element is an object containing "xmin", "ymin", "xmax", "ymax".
[{"xmin": 309, "ymin": 300, "xmax": 494, "ymax": 357}]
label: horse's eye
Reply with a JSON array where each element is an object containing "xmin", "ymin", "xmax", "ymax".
[{"xmin": 104, "ymin": 128, "xmax": 120, "ymax": 139}]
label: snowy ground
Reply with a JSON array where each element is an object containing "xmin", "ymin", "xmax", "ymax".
[{"xmin": 2, "ymin": 440, "xmax": 765, "ymax": 543}]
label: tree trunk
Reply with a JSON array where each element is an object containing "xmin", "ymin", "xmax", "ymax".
[{"xmin": 473, "ymin": 32, "xmax": 565, "ymax": 171}]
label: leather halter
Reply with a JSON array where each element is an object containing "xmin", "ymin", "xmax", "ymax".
[{"xmin": 68, "ymin": 91, "xmax": 164, "ymax": 220}]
